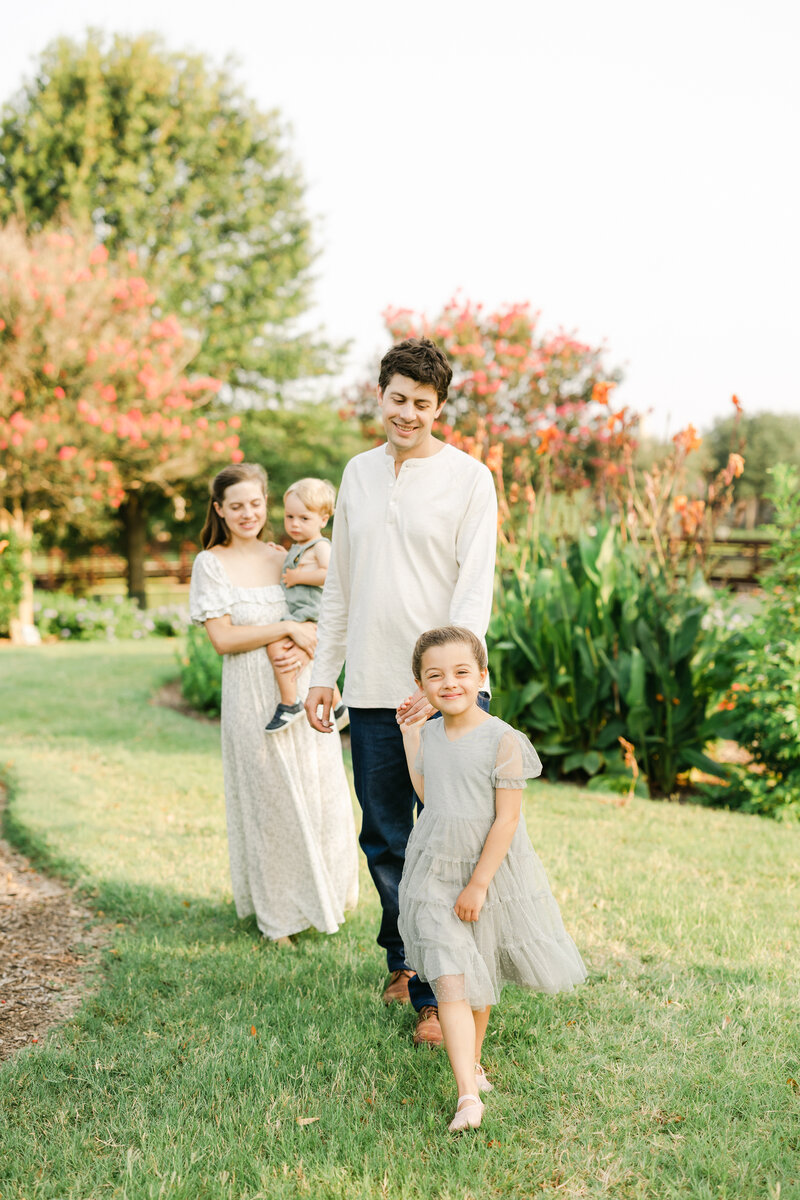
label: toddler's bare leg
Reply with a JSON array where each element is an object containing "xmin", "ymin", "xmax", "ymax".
[{"xmin": 267, "ymin": 639, "xmax": 297, "ymax": 706}]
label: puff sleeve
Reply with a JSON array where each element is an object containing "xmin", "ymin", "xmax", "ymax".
[
  {"xmin": 189, "ymin": 551, "xmax": 233, "ymax": 626},
  {"xmin": 491, "ymin": 727, "xmax": 543, "ymax": 789}
]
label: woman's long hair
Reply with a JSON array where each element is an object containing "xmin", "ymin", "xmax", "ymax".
[{"xmin": 200, "ymin": 463, "xmax": 269, "ymax": 549}]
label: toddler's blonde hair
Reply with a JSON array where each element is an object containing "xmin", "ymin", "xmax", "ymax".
[{"xmin": 283, "ymin": 477, "xmax": 336, "ymax": 522}]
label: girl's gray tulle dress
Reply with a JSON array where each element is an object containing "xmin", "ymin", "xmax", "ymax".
[{"xmin": 398, "ymin": 716, "xmax": 586, "ymax": 1009}]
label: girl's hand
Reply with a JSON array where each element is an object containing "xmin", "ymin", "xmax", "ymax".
[
  {"xmin": 454, "ymin": 882, "xmax": 487, "ymax": 923},
  {"xmin": 287, "ymin": 621, "xmax": 317, "ymax": 656},
  {"xmin": 396, "ymin": 689, "xmax": 435, "ymax": 728}
]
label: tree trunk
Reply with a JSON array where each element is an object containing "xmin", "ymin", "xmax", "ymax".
[
  {"xmin": 6, "ymin": 505, "xmax": 40, "ymax": 645},
  {"xmin": 122, "ymin": 491, "xmax": 147, "ymax": 608}
]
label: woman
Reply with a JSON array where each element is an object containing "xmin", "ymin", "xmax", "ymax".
[{"xmin": 189, "ymin": 462, "xmax": 358, "ymax": 945}]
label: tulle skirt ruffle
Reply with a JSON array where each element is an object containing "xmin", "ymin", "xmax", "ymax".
[{"xmin": 398, "ymin": 812, "xmax": 586, "ymax": 1010}]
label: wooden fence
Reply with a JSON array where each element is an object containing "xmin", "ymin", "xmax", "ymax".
[
  {"xmin": 679, "ymin": 536, "xmax": 772, "ymax": 588},
  {"xmin": 34, "ymin": 536, "xmax": 774, "ymax": 593},
  {"xmin": 33, "ymin": 543, "xmax": 198, "ymax": 590}
]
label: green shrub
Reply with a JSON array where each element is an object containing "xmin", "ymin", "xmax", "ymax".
[
  {"xmin": 32, "ymin": 591, "xmax": 192, "ymax": 641},
  {"xmin": 704, "ymin": 465, "xmax": 800, "ymax": 820},
  {"xmin": 147, "ymin": 604, "xmax": 192, "ymax": 637},
  {"xmin": 178, "ymin": 624, "xmax": 222, "ymax": 715},
  {"xmin": 489, "ymin": 526, "xmax": 737, "ymax": 796},
  {"xmin": 0, "ymin": 531, "xmax": 24, "ymax": 636},
  {"xmin": 34, "ymin": 591, "xmax": 148, "ymax": 640}
]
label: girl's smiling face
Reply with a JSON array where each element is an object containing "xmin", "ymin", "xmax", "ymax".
[
  {"xmin": 214, "ymin": 479, "xmax": 267, "ymax": 541},
  {"xmin": 417, "ymin": 641, "xmax": 487, "ymax": 717}
]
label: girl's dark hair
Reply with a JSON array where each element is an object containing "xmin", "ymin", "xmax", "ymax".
[
  {"xmin": 378, "ymin": 337, "xmax": 453, "ymax": 405},
  {"xmin": 200, "ymin": 462, "xmax": 269, "ymax": 549},
  {"xmin": 412, "ymin": 626, "xmax": 488, "ymax": 681}
]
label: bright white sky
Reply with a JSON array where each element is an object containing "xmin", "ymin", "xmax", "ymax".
[{"xmin": 2, "ymin": 0, "xmax": 799, "ymax": 434}]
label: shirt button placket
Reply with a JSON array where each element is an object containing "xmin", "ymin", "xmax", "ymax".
[{"xmin": 387, "ymin": 472, "xmax": 397, "ymax": 525}]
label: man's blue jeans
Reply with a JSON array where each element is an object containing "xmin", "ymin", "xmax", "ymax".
[{"xmin": 348, "ymin": 695, "xmax": 490, "ymax": 1014}]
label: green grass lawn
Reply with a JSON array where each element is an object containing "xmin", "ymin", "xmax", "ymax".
[{"xmin": 1, "ymin": 643, "xmax": 798, "ymax": 1200}]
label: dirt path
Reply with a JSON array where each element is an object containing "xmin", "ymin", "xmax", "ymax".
[
  {"xmin": 0, "ymin": 682, "xmax": 351, "ymax": 1062},
  {"xmin": 0, "ymin": 684, "xmax": 210, "ymax": 1062},
  {"xmin": 0, "ymin": 811, "xmax": 105, "ymax": 1061}
]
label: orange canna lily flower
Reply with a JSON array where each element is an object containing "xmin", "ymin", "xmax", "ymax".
[
  {"xmin": 592, "ymin": 380, "xmax": 617, "ymax": 406},
  {"xmin": 485, "ymin": 443, "xmax": 504, "ymax": 473},
  {"xmin": 535, "ymin": 425, "xmax": 559, "ymax": 456},
  {"xmin": 673, "ymin": 424, "xmax": 702, "ymax": 453}
]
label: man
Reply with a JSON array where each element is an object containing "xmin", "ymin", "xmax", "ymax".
[{"xmin": 305, "ymin": 337, "xmax": 497, "ymax": 1045}]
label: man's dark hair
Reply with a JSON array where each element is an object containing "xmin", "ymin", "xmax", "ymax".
[{"xmin": 378, "ymin": 337, "xmax": 453, "ymax": 406}]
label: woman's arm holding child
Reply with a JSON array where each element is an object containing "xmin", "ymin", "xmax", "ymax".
[{"xmin": 204, "ymin": 615, "xmax": 317, "ymax": 657}]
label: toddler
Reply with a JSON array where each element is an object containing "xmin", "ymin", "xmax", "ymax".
[
  {"xmin": 265, "ymin": 478, "xmax": 345, "ymax": 733},
  {"xmin": 397, "ymin": 626, "xmax": 586, "ymax": 1132}
]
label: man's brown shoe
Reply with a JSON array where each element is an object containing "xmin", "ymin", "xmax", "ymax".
[
  {"xmin": 382, "ymin": 969, "xmax": 414, "ymax": 1005},
  {"xmin": 413, "ymin": 1005, "xmax": 443, "ymax": 1047}
]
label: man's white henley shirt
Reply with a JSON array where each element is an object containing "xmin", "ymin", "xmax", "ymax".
[{"xmin": 309, "ymin": 441, "xmax": 497, "ymax": 708}]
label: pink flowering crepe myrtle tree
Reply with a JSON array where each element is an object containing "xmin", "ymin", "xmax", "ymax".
[
  {"xmin": 348, "ymin": 296, "xmax": 636, "ymax": 545},
  {"xmin": 0, "ymin": 220, "xmax": 243, "ymax": 640}
]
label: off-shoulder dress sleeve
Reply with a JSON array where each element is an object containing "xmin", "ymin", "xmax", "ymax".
[
  {"xmin": 189, "ymin": 551, "xmax": 233, "ymax": 625},
  {"xmin": 491, "ymin": 726, "xmax": 543, "ymax": 789}
]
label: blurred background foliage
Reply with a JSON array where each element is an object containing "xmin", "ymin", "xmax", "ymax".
[
  {"xmin": 1, "ymin": 33, "xmax": 798, "ymax": 817},
  {"xmin": 0, "ymin": 31, "xmax": 343, "ymax": 398}
]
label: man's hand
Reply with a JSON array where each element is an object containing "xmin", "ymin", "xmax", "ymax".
[
  {"xmin": 396, "ymin": 694, "xmax": 430, "ymax": 732},
  {"xmin": 305, "ymin": 685, "xmax": 334, "ymax": 733},
  {"xmin": 395, "ymin": 686, "xmax": 436, "ymax": 726},
  {"xmin": 454, "ymin": 881, "xmax": 488, "ymax": 923}
]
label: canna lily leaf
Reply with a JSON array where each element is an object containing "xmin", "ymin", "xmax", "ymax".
[
  {"xmin": 581, "ymin": 750, "xmax": 603, "ymax": 776},
  {"xmin": 624, "ymin": 647, "xmax": 646, "ymax": 709},
  {"xmin": 682, "ymin": 748, "xmax": 729, "ymax": 778},
  {"xmin": 596, "ymin": 719, "xmax": 627, "ymax": 748}
]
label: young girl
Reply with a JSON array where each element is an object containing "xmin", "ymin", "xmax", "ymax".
[
  {"xmin": 397, "ymin": 626, "xmax": 586, "ymax": 1133},
  {"xmin": 264, "ymin": 478, "xmax": 346, "ymax": 733}
]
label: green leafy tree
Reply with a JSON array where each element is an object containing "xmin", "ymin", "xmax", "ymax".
[
  {"xmin": 705, "ymin": 409, "xmax": 800, "ymax": 509},
  {"xmin": 0, "ymin": 31, "xmax": 339, "ymax": 399},
  {"xmin": 145, "ymin": 402, "xmax": 374, "ymax": 563},
  {"xmin": 236, "ymin": 404, "xmax": 375, "ymax": 534}
]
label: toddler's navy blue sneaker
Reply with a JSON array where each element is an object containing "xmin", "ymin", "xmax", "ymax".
[{"xmin": 265, "ymin": 702, "xmax": 304, "ymax": 733}]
